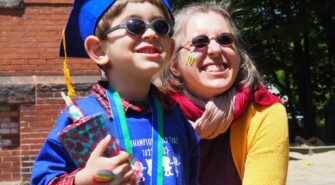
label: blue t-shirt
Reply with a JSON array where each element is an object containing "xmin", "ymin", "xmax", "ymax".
[{"xmin": 30, "ymin": 93, "xmax": 199, "ymax": 185}]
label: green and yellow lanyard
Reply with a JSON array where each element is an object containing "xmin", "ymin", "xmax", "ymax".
[{"xmin": 107, "ymin": 87, "xmax": 164, "ymax": 185}]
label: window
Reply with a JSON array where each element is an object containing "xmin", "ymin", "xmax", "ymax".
[{"xmin": 0, "ymin": 105, "xmax": 19, "ymax": 149}]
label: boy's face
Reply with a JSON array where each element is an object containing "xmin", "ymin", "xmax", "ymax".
[{"xmin": 102, "ymin": 2, "xmax": 174, "ymax": 81}]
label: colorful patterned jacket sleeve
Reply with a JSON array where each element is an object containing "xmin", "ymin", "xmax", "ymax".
[{"xmin": 47, "ymin": 170, "xmax": 79, "ymax": 185}]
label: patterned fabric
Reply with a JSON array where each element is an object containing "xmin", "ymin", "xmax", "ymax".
[
  {"xmin": 91, "ymin": 81, "xmax": 145, "ymax": 119},
  {"xmin": 91, "ymin": 81, "xmax": 174, "ymax": 119},
  {"xmin": 57, "ymin": 113, "xmax": 119, "ymax": 168},
  {"xmin": 48, "ymin": 169, "xmax": 79, "ymax": 185}
]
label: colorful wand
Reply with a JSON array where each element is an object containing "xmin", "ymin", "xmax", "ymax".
[{"xmin": 61, "ymin": 91, "xmax": 83, "ymax": 120}]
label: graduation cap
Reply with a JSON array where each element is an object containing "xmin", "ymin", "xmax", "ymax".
[{"xmin": 60, "ymin": 0, "xmax": 174, "ymax": 97}]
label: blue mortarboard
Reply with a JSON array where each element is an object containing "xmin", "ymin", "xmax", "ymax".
[{"xmin": 60, "ymin": 0, "xmax": 174, "ymax": 58}]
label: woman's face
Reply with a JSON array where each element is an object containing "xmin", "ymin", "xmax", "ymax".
[{"xmin": 171, "ymin": 12, "xmax": 240, "ymax": 100}]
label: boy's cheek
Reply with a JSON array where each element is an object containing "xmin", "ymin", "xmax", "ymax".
[{"xmin": 168, "ymin": 41, "xmax": 176, "ymax": 59}]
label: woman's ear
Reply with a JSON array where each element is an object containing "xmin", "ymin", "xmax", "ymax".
[
  {"xmin": 170, "ymin": 61, "xmax": 181, "ymax": 77},
  {"xmin": 84, "ymin": 35, "xmax": 109, "ymax": 65}
]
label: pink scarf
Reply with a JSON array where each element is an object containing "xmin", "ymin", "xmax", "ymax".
[{"xmin": 169, "ymin": 84, "xmax": 281, "ymax": 139}]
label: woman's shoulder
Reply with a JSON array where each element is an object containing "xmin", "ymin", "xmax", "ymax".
[
  {"xmin": 232, "ymin": 102, "xmax": 288, "ymax": 140},
  {"xmin": 247, "ymin": 102, "xmax": 287, "ymax": 120},
  {"xmin": 246, "ymin": 102, "xmax": 288, "ymax": 140},
  {"xmin": 247, "ymin": 102, "xmax": 287, "ymax": 124}
]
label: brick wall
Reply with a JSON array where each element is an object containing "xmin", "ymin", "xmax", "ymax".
[
  {"xmin": 0, "ymin": 105, "xmax": 20, "ymax": 181},
  {"xmin": 0, "ymin": 0, "xmax": 101, "ymax": 183},
  {"xmin": 0, "ymin": 0, "xmax": 99, "ymax": 76},
  {"xmin": 0, "ymin": 77, "xmax": 99, "ymax": 183},
  {"xmin": 19, "ymin": 81, "xmax": 95, "ymax": 182}
]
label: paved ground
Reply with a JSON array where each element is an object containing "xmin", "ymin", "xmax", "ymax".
[
  {"xmin": 287, "ymin": 150, "xmax": 335, "ymax": 185},
  {"xmin": 1, "ymin": 150, "xmax": 335, "ymax": 185}
]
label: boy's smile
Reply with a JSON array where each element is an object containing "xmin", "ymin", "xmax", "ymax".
[{"xmin": 135, "ymin": 45, "xmax": 162, "ymax": 59}]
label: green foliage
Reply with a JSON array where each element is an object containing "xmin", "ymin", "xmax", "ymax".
[
  {"xmin": 275, "ymin": 70, "xmax": 286, "ymax": 88},
  {"xmin": 232, "ymin": 0, "xmax": 335, "ymax": 140}
]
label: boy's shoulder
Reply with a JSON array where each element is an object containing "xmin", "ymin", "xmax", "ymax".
[
  {"xmin": 75, "ymin": 94, "xmax": 97, "ymax": 104},
  {"xmin": 75, "ymin": 94, "xmax": 106, "ymax": 115}
]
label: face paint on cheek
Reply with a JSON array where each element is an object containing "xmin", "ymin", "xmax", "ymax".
[{"xmin": 185, "ymin": 50, "xmax": 197, "ymax": 65}]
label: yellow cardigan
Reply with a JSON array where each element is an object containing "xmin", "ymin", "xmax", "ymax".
[{"xmin": 230, "ymin": 102, "xmax": 289, "ymax": 185}]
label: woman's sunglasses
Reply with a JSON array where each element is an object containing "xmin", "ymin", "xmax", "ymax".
[
  {"xmin": 178, "ymin": 32, "xmax": 235, "ymax": 51},
  {"xmin": 102, "ymin": 18, "xmax": 173, "ymax": 38}
]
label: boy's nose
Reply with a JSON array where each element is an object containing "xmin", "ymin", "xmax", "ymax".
[{"xmin": 142, "ymin": 28, "xmax": 158, "ymax": 40}]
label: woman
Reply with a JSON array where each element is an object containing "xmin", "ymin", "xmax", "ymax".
[{"xmin": 156, "ymin": 2, "xmax": 289, "ymax": 185}]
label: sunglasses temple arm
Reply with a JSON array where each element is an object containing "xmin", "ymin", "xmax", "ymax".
[
  {"xmin": 102, "ymin": 25, "xmax": 123, "ymax": 38},
  {"xmin": 176, "ymin": 42, "xmax": 192, "ymax": 52}
]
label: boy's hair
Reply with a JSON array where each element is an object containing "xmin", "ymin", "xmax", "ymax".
[
  {"xmin": 95, "ymin": 0, "xmax": 174, "ymax": 39},
  {"xmin": 159, "ymin": 2, "xmax": 261, "ymax": 92}
]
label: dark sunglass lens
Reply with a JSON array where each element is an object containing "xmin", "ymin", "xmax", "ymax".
[
  {"xmin": 192, "ymin": 35, "xmax": 210, "ymax": 48},
  {"xmin": 217, "ymin": 33, "xmax": 234, "ymax": 45},
  {"xmin": 152, "ymin": 19, "xmax": 170, "ymax": 35},
  {"xmin": 126, "ymin": 18, "xmax": 146, "ymax": 35}
]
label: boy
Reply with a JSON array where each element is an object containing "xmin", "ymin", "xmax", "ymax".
[{"xmin": 30, "ymin": 0, "xmax": 199, "ymax": 185}]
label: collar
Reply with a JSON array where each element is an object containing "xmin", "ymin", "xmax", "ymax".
[{"xmin": 91, "ymin": 81, "xmax": 174, "ymax": 119}]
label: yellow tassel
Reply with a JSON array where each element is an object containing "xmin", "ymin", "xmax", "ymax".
[{"xmin": 62, "ymin": 29, "xmax": 76, "ymax": 98}]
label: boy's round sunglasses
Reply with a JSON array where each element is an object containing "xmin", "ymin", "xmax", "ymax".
[
  {"xmin": 177, "ymin": 33, "xmax": 235, "ymax": 51},
  {"xmin": 102, "ymin": 18, "xmax": 173, "ymax": 38}
]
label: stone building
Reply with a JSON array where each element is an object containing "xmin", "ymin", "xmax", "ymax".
[{"xmin": 0, "ymin": 0, "xmax": 100, "ymax": 183}]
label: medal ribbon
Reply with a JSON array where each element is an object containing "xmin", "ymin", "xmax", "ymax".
[{"xmin": 107, "ymin": 87, "xmax": 163, "ymax": 184}]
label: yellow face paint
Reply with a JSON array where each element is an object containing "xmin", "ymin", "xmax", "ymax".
[{"xmin": 185, "ymin": 51, "xmax": 196, "ymax": 65}]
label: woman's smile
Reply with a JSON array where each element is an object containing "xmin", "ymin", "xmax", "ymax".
[{"xmin": 201, "ymin": 63, "xmax": 229, "ymax": 72}]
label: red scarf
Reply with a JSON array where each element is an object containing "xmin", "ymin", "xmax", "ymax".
[{"xmin": 169, "ymin": 84, "xmax": 282, "ymax": 122}]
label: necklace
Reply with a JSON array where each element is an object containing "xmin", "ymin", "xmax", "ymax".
[{"xmin": 107, "ymin": 87, "xmax": 164, "ymax": 185}]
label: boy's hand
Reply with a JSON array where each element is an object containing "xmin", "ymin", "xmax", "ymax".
[{"xmin": 75, "ymin": 135, "xmax": 135, "ymax": 185}]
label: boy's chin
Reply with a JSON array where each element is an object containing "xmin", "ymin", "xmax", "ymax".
[
  {"xmin": 142, "ymin": 65, "xmax": 163, "ymax": 75},
  {"xmin": 142, "ymin": 59, "xmax": 167, "ymax": 69}
]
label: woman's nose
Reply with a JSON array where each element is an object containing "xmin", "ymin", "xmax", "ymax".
[{"xmin": 207, "ymin": 40, "xmax": 222, "ymax": 57}]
